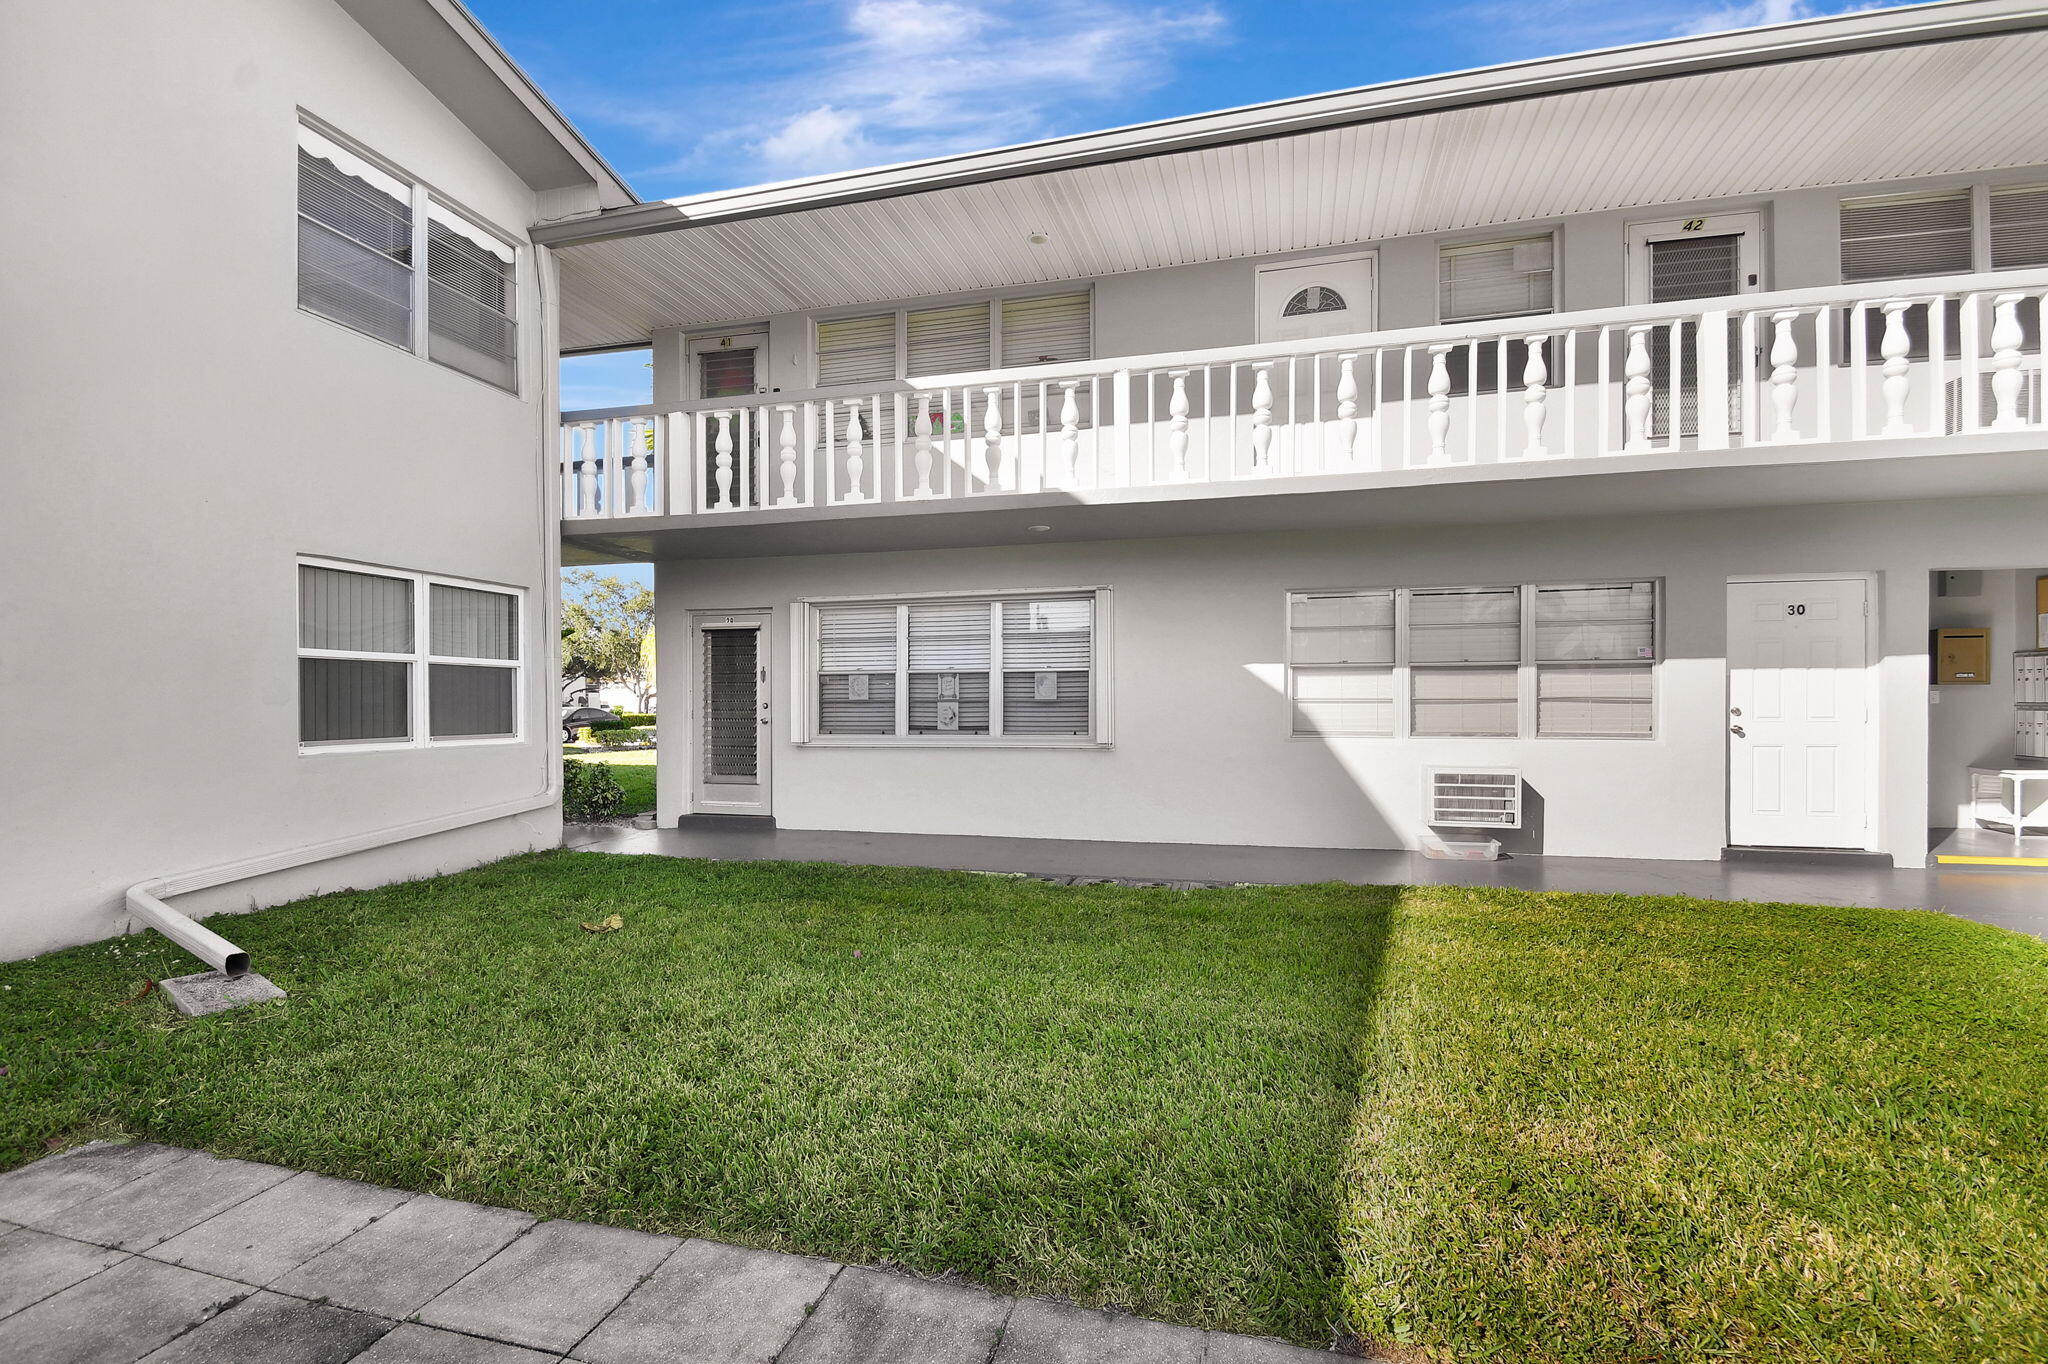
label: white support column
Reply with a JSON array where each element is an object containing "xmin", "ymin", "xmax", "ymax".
[
  {"xmin": 1519, "ymin": 336, "xmax": 1549, "ymax": 459},
  {"xmin": 843, "ymin": 406, "xmax": 866, "ymax": 502},
  {"xmin": 1056, "ymin": 381, "xmax": 1081, "ymax": 488},
  {"xmin": 982, "ymin": 386, "xmax": 1008, "ymax": 491},
  {"xmin": 1250, "ymin": 362, "xmax": 1275, "ymax": 471},
  {"xmin": 1990, "ymin": 291, "xmax": 2026, "ymax": 430},
  {"xmin": 775, "ymin": 404, "xmax": 799, "ymax": 505},
  {"xmin": 1768, "ymin": 310, "xmax": 1801, "ymax": 443},
  {"xmin": 1166, "ymin": 370, "xmax": 1191, "ymax": 481},
  {"xmin": 712, "ymin": 412, "xmax": 735, "ymax": 509},
  {"xmin": 1334, "ymin": 354, "xmax": 1359, "ymax": 467},
  {"xmin": 912, "ymin": 403, "xmax": 936, "ymax": 498},
  {"xmin": 1425, "ymin": 344, "xmax": 1453, "ymax": 465}
]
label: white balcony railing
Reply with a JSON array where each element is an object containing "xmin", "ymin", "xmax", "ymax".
[{"xmin": 561, "ymin": 270, "xmax": 2048, "ymax": 522}]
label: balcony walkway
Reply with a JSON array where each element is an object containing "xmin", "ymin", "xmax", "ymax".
[
  {"xmin": 0, "ymin": 1142, "xmax": 1328, "ymax": 1364},
  {"xmin": 562, "ymin": 823, "xmax": 2048, "ymax": 941}
]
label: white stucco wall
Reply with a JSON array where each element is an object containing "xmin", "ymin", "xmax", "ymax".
[
  {"xmin": 0, "ymin": 0, "xmax": 563, "ymax": 961},
  {"xmin": 647, "ymin": 166, "xmax": 2048, "ymax": 405},
  {"xmin": 654, "ymin": 493, "xmax": 2048, "ymax": 868}
]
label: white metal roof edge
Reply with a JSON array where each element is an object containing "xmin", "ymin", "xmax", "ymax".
[{"xmin": 532, "ymin": 0, "xmax": 2045, "ymax": 245}]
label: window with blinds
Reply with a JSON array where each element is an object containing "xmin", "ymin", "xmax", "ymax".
[
  {"xmin": 1288, "ymin": 591, "xmax": 1394, "ymax": 735},
  {"xmin": 298, "ymin": 126, "xmax": 413, "ymax": 348},
  {"xmin": 1840, "ymin": 189, "xmax": 1973, "ymax": 282},
  {"xmin": 1284, "ymin": 581, "xmax": 1657, "ymax": 741},
  {"xmin": 426, "ymin": 205, "xmax": 516, "ymax": 391},
  {"xmin": 812, "ymin": 292, "xmax": 1093, "ymax": 385},
  {"xmin": 1438, "ymin": 236, "xmax": 1555, "ymax": 324},
  {"xmin": 300, "ymin": 562, "xmax": 521, "ymax": 748},
  {"xmin": 1991, "ymin": 185, "xmax": 2048, "ymax": 269},
  {"xmin": 807, "ymin": 593, "xmax": 1100, "ymax": 741},
  {"xmin": 297, "ymin": 122, "xmax": 519, "ymax": 391}
]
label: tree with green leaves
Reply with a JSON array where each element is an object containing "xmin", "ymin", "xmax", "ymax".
[{"xmin": 560, "ymin": 569, "xmax": 655, "ymax": 708}]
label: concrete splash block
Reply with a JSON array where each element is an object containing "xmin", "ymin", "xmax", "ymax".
[{"xmin": 158, "ymin": 971, "xmax": 286, "ymax": 1018}]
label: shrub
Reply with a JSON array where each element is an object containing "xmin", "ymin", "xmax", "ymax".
[
  {"xmin": 592, "ymin": 727, "xmax": 652, "ymax": 749},
  {"xmin": 617, "ymin": 712, "xmax": 656, "ymax": 726},
  {"xmin": 586, "ymin": 716, "xmax": 628, "ymax": 731},
  {"xmin": 562, "ymin": 759, "xmax": 625, "ymax": 821}
]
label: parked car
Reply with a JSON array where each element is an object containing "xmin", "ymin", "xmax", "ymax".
[{"xmin": 561, "ymin": 705, "xmax": 618, "ymax": 742}]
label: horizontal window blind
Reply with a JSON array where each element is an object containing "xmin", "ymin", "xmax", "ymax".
[
  {"xmin": 427, "ymin": 207, "xmax": 515, "ymax": 391},
  {"xmin": 1537, "ymin": 665, "xmax": 1653, "ymax": 737},
  {"xmin": 1991, "ymin": 185, "xmax": 2048, "ymax": 269},
  {"xmin": 999, "ymin": 293, "xmax": 1092, "ymax": 367},
  {"xmin": 1841, "ymin": 190, "xmax": 1973, "ymax": 282},
  {"xmin": 1408, "ymin": 588, "xmax": 1520, "ymax": 663},
  {"xmin": 910, "ymin": 671, "xmax": 991, "ymax": 733},
  {"xmin": 1411, "ymin": 666, "xmax": 1519, "ymax": 737},
  {"xmin": 301, "ymin": 566, "xmax": 412, "ymax": 653},
  {"xmin": 907, "ymin": 303, "xmax": 992, "ymax": 375},
  {"xmin": 816, "ymin": 604, "xmax": 898, "ymax": 671},
  {"xmin": 1001, "ymin": 598, "xmax": 1092, "ymax": 667},
  {"xmin": 1293, "ymin": 666, "xmax": 1394, "ymax": 736},
  {"xmin": 908, "ymin": 602, "xmax": 993, "ymax": 669},
  {"xmin": 816, "ymin": 313, "xmax": 898, "ymax": 387},
  {"xmin": 1289, "ymin": 591, "xmax": 1393, "ymax": 665},
  {"xmin": 1439, "ymin": 237, "xmax": 1554, "ymax": 323},
  {"xmin": 818, "ymin": 672, "xmax": 895, "ymax": 734},
  {"xmin": 298, "ymin": 146, "xmax": 413, "ymax": 348},
  {"xmin": 430, "ymin": 584, "xmax": 518, "ymax": 659},
  {"xmin": 1533, "ymin": 583, "xmax": 1654, "ymax": 661}
]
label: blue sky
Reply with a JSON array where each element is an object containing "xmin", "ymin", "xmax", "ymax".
[{"xmin": 508, "ymin": 0, "xmax": 1894, "ymax": 588}]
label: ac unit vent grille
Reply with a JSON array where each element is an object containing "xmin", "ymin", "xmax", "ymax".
[
  {"xmin": 1426, "ymin": 768, "xmax": 1522, "ymax": 828},
  {"xmin": 1944, "ymin": 370, "xmax": 2042, "ymax": 434}
]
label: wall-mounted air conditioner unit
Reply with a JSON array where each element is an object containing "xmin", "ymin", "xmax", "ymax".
[
  {"xmin": 1425, "ymin": 768, "xmax": 1522, "ymax": 829},
  {"xmin": 1944, "ymin": 369, "xmax": 2042, "ymax": 434}
]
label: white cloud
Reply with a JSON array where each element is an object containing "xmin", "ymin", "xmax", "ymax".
[
  {"xmin": 1439, "ymin": 0, "xmax": 1881, "ymax": 60},
  {"xmin": 604, "ymin": 0, "xmax": 1227, "ymax": 187}
]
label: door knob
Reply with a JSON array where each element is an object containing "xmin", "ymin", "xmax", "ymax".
[{"xmin": 1729, "ymin": 724, "xmax": 1746, "ymax": 738}]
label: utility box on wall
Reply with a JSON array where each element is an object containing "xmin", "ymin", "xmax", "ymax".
[{"xmin": 1933, "ymin": 627, "xmax": 1990, "ymax": 684}]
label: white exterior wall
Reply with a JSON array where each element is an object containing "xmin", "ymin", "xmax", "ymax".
[
  {"xmin": 656, "ymin": 493, "xmax": 2048, "ymax": 868},
  {"xmin": 0, "ymin": 0, "xmax": 563, "ymax": 960},
  {"xmin": 647, "ymin": 165, "xmax": 2048, "ymax": 404}
]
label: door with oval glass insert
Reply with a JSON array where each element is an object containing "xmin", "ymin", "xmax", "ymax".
[{"xmin": 1256, "ymin": 254, "xmax": 1376, "ymax": 344}]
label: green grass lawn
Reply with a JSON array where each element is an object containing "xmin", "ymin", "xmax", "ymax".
[
  {"xmin": 563, "ymin": 748, "xmax": 655, "ymax": 815},
  {"xmin": 3, "ymin": 854, "xmax": 2044, "ymax": 1362}
]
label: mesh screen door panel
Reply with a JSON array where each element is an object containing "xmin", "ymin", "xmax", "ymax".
[
  {"xmin": 1647, "ymin": 235, "xmax": 1742, "ymax": 439},
  {"xmin": 702, "ymin": 629, "xmax": 759, "ymax": 783}
]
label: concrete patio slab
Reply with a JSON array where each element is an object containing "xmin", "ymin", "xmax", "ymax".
[
  {"xmin": 150, "ymin": 1172, "xmax": 414, "ymax": 1286},
  {"xmin": 417, "ymin": 1218, "xmax": 678, "ymax": 1354},
  {"xmin": 0, "ymin": 1254, "xmax": 244, "ymax": 1364},
  {"xmin": 156, "ymin": 970, "xmax": 287, "ymax": 1019},
  {"xmin": 779, "ymin": 1268, "xmax": 1013, "ymax": 1364},
  {"xmin": 1202, "ymin": 1335, "xmax": 1352, "ymax": 1363},
  {"xmin": 0, "ymin": 1142, "xmax": 195, "ymax": 1226},
  {"xmin": 39, "ymin": 1154, "xmax": 295, "ymax": 1252},
  {"xmin": 572, "ymin": 1238, "xmax": 837, "ymax": 1364},
  {"xmin": 354, "ymin": 1322, "xmax": 563, "ymax": 1363},
  {"xmin": 0, "ymin": 1225, "xmax": 128, "ymax": 1319},
  {"xmin": 269, "ymin": 1194, "xmax": 534, "ymax": 1319},
  {"xmin": 134, "ymin": 1290, "xmax": 390, "ymax": 1364},
  {"xmin": 991, "ymin": 1298, "xmax": 1207, "ymax": 1364}
]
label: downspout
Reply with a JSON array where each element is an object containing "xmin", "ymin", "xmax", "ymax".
[{"xmin": 127, "ymin": 237, "xmax": 568, "ymax": 975}]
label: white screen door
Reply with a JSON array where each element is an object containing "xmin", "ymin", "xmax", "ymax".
[
  {"xmin": 694, "ymin": 613, "xmax": 769, "ymax": 815},
  {"xmin": 1726, "ymin": 578, "xmax": 1872, "ymax": 849},
  {"xmin": 1256, "ymin": 254, "xmax": 1375, "ymax": 343},
  {"xmin": 1628, "ymin": 214, "xmax": 1760, "ymax": 440}
]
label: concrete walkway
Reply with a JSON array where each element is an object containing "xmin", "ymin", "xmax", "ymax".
[
  {"xmin": 0, "ymin": 1142, "xmax": 1336, "ymax": 1364},
  {"xmin": 563, "ymin": 823, "xmax": 2048, "ymax": 940}
]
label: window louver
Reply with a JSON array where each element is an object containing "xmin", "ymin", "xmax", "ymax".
[
  {"xmin": 907, "ymin": 303, "xmax": 992, "ymax": 375},
  {"xmin": 1439, "ymin": 237, "xmax": 1554, "ymax": 323},
  {"xmin": 1991, "ymin": 185, "xmax": 2048, "ymax": 269},
  {"xmin": 703, "ymin": 630, "xmax": 758, "ymax": 781},
  {"xmin": 1841, "ymin": 190, "xmax": 1973, "ymax": 282},
  {"xmin": 816, "ymin": 313, "xmax": 898, "ymax": 387},
  {"xmin": 1000, "ymin": 293, "xmax": 1092, "ymax": 367},
  {"xmin": 427, "ymin": 209, "xmax": 515, "ymax": 391}
]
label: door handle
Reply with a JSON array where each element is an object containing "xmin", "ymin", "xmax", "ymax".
[{"xmin": 1729, "ymin": 724, "xmax": 1746, "ymax": 738}]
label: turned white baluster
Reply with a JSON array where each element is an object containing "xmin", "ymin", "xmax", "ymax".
[
  {"xmin": 1249, "ymin": 362, "xmax": 1274, "ymax": 471},
  {"xmin": 1768, "ymin": 310, "xmax": 1801, "ymax": 443},
  {"xmin": 1334, "ymin": 355, "xmax": 1359, "ymax": 467},
  {"xmin": 1166, "ymin": 370, "xmax": 1191, "ymax": 480},
  {"xmin": 843, "ymin": 408, "xmax": 866, "ymax": 502},
  {"xmin": 1426, "ymin": 344, "xmax": 1453, "ymax": 464},
  {"xmin": 1519, "ymin": 337, "xmax": 1549, "ymax": 459},
  {"xmin": 775, "ymin": 405, "xmax": 799, "ymax": 505},
  {"xmin": 1880, "ymin": 300, "xmax": 1914, "ymax": 437},
  {"xmin": 1990, "ymin": 292, "xmax": 2026, "ymax": 430},
  {"xmin": 982, "ymin": 386, "xmax": 1008, "ymax": 491},
  {"xmin": 1623, "ymin": 325, "xmax": 1653, "ymax": 452},
  {"xmin": 712, "ymin": 413, "xmax": 735, "ymax": 508},
  {"xmin": 912, "ymin": 405, "xmax": 936, "ymax": 497},
  {"xmin": 626, "ymin": 421, "xmax": 651, "ymax": 512},
  {"xmin": 1056, "ymin": 381, "xmax": 1081, "ymax": 488},
  {"xmin": 575, "ymin": 425, "xmax": 599, "ymax": 514}
]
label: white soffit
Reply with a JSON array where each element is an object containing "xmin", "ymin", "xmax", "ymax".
[{"xmin": 555, "ymin": 28, "xmax": 2048, "ymax": 350}]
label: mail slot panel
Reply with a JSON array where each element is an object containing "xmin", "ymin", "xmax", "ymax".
[{"xmin": 1933, "ymin": 627, "xmax": 1990, "ymax": 684}]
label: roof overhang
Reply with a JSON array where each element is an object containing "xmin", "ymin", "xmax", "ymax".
[
  {"xmin": 543, "ymin": 0, "xmax": 2048, "ymax": 352},
  {"xmin": 336, "ymin": 0, "xmax": 635, "ymax": 209}
]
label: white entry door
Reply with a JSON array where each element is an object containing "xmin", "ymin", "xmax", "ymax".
[
  {"xmin": 1726, "ymin": 578, "xmax": 1873, "ymax": 849},
  {"xmin": 1256, "ymin": 254, "xmax": 1375, "ymax": 343},
  {"xmin": 693, "ymin": 612, "xmax": 770, "ymax": 816}
]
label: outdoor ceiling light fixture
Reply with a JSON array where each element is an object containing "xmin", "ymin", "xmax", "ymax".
[
  {"xmin": 1026, "ymin": 524, "xmax": 1053, "ymax": 533},
  {"xmin": 1026, "ymin": 231, "xmax": 1050, "ymax": 245}
]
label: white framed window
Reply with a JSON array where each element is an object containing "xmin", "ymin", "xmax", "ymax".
[
  {"xmin": 794, "ymin": 589, "xmax": 1110, "ymax": 745},
  {"xmin": 1840, "ymin": 188, "xmax": 1973, "ymax": 283},
  {"xmin": 1438, "ymin": 235, "xmax": 1556, "ymax": 324},
  {"xmin": 811, "ymin": 291, "xmax": 1093, "ymax": 386},
  {"xmin": 297, "ymin": 120, "xmax": 519, "ymax": 392},
  {"xmin": 298, "ymin": 559, "xmax": 524, "ymax": 751},
  {"xmin": 1286, "ymin": 581, "xmax": 1658, "ymax": 740},
  {"xmin": 1990, "ymin": 184, "xmax": 2048, "ymax": 270}
]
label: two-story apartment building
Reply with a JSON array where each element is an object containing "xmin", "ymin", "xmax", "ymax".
[
  {"xmin": 2, "ymin": 0, "xmax": 631, "ymax": 959},
  {"xmin": 552, "ymin": 1, "xmax": 2048, "ymax": 870}
]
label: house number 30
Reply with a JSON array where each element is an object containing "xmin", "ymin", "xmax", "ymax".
[{"xmin": 1786, "ymin": 603, "xmax": 1807, "ymax": 615}]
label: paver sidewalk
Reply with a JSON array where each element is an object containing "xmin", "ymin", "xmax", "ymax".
[{"xmin": 0, "ymin": 1142, "xmax": 1342, "ymax": 1364}]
